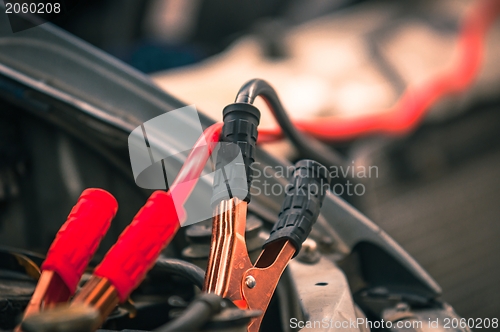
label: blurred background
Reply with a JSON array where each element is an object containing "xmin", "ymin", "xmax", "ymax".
[{"xmin": 23, "ymin": 0, "xmax": 500, "ymax": 320}]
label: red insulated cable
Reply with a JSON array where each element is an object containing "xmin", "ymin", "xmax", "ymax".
[
  {"xmin": 258, "ymin": 0, "xmax": 500, "ymax": 143},
  {"xmin": 93, "ymin": 123, "xmax": 222, "ymax": 302},
  {"xmin": 41, "ymin": 189, "xmax": 118, "ymax": 294},
  {"xmin": 170, "ymin": 122, "xmax": 223, "ymax": 205}
]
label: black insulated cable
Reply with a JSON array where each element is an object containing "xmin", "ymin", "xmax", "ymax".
[
  {"xmin": 235, "ymin": 79, "xmax": 349, "ymax": 171},
  {"xmin": 154, "ymin": 293, "xmax": 224, "ymax": 332},
  {"xmin": 151, "ymin": 256, "xmax": 205, "ymax": 290}
]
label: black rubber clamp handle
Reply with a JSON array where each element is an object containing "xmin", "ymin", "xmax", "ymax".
[
  {"xmin": 263, "ymin": 160, "xmax": 331, "ymax": 256},
  {"xmin": 211, "ymin": 103, "xmax": 260, "ymax": 206}
]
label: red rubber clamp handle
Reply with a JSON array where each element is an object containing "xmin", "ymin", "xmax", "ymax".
[
  {"xmin": 41, "ymin": 188, "xmax": 118, "ymax": 294},
  {"xmin": 94, "ymin": 190, "xmax": 182, "ymax": 302}
]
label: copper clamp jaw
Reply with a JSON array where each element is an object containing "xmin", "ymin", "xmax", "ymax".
[
  {"xmin": 203, "ymin": 198, "xmax": 296, "ymax": 332},
  {"xmin": 204, "ymin": 160, "xmax": 331, "ymax": 332}
]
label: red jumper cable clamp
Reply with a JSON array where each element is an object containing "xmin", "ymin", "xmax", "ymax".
[
  {"xmin": 67, "ymin": 123, "xmax": 224, "ymax": 329},
  {"xmin": 20, "ymin": 123, "xmax": 223, "ymax": 331},
  {"xmin": 69, "ymin": 190, "xmax": 182, "ymax": 328},
  {"xmin": 17, "ymin": 188, "xmax": 118, "ymax": 329}
]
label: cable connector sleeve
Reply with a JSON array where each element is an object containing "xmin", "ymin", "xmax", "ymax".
[
  {"xmin": 41, "ymin": 189, "xmax": 117, "ymax": 294},
  {"xmin": 94, "ymin": 190, "xmax": 181, "ymax": 302},
  {"xmin": 212, "ymin": 103, "xmax": 260, "ymax": 206},
  {"xmin": 263, "ymin": 160, "xmax": 330, "ymax": 256}
]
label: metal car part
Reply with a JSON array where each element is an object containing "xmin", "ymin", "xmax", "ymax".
[{"xmin": 288, "ymin": 257, "xmax": 362, "ymax": 332}]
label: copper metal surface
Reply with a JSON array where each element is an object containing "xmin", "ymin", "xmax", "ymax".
[
  {"xmin": 71, "ymin": 276, "xmax": 119, "ymax": 329},
  {"xmin": 16, "ymin": 270, "xmax": 71, "ymax": 332},
  {"xmin": 204, "ymin": 198, "xmax": 298, "ymax": 332},
  {"xmin": 12, "ymin": 253, "xmax": 41, "ymax": 280},
  {"xmin": 243, "ymin": 240, "xmax": 295, "ymax": 332},
  {"xmin": 204, "ymin": 198, "xmax": 252, "ymax": 300}
]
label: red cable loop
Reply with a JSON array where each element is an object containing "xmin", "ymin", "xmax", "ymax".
[{"xmin": 258, "ymin": 0, "xmax": 500, "ymax": 143}]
